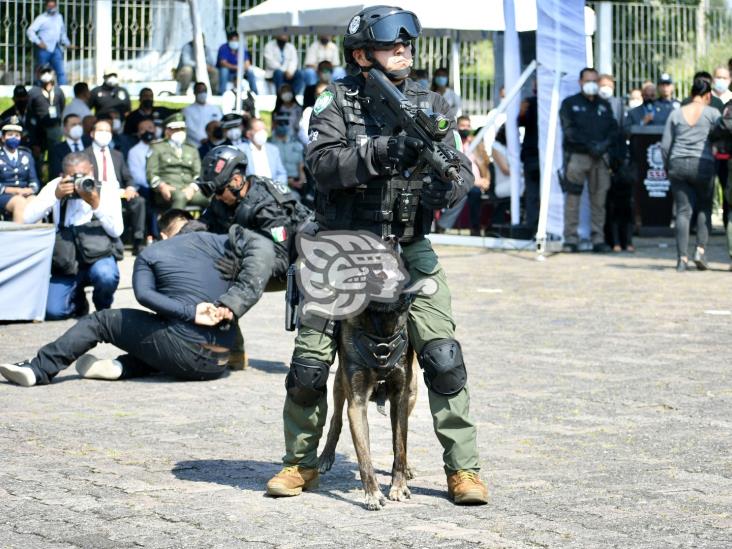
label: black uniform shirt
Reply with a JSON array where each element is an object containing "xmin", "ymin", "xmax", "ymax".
[
  {"xmin": 559, "ymin": 92, "xmax": 618, "ymax": 154},
  {"xmin": 90, "ymin": 84, "xmax": 132, "ymax": 118}
]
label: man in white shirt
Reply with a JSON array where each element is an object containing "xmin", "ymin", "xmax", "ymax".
[
  {"xmin": 23, "ymin": 152, "xmax": 123, "ymax": 320},
  {"xmin": 242, "ymin": 118, "xmax": 288, "ymax": 185},
  {"xmin": 26, "ymin": 0, "xmax": 71, "ymax": 84},
  {"xmin": 303, "ymin": 36, "xmax": 345, "ymax": 87},
  {"xmin": 263, "ymin": 35, "xmax": 304, "ymax": 94},
  {"xmin": 183, "ymin": 82, "xmax": 223, "ymax": 147}
]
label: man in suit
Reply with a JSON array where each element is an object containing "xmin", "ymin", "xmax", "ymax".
[
  {"xmin": 242, "ymin": 118, "xmax": 288, "ymax": 185},
  {"xmin": 49, "ymin": 113, "xmax": 91, "ymax": 179},
  {"xmin": 84, "ymin": 119, "xmax": 147, "ymax": 255}
]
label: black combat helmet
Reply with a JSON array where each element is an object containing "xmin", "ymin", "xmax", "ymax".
[
  {"xmin": 343, "ymin": 5, "xmax": 421, "ymax": 66},
  {"xmin": 200, "ymin": 145, "xmax": 248, "ymax": 197}
]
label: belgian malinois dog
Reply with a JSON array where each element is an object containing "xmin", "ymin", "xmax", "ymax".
[{"xmin": 317, "ymin": 294, "xmax": 417, "ymax": 510}]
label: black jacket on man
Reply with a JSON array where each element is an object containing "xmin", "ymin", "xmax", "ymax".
[
  {"xmin": 305, "ymin": 74, "xmax": 473, "ymax": 239},
  {"xmin": 48, "ymin": 137, "xmax": 92, "ymax": 179},
  {"xmin": 559, "ymin": 92, "xmax": 619, "ymax": 156},
  {"xmin": 201, "ymin": 176, "xmax": 303, "ymax": 279}
]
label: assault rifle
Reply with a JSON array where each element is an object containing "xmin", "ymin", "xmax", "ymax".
[{"xmin": 362, "ymin": 67, "xmax": 464, "ymax": 186}]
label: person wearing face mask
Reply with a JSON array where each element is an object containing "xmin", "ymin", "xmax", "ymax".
[
  {"xmin": 0, "ymin": 118, "xmax": 40, "ymax": 223},
  {"xmin": 26, "ymin": 0, "xmax": 71, "ymax": 85},
  {"xmin": 241, "ymin": 118, "xmax": 288, "ymax": 186},
  {"xmin": 220, "ymin": 113, "xmax": 246, "ymax": 149},
  {"xmin": 89, "ymin": 68, "xmax": 132, "ymax": 119},
  {"xmin": 27, "ymin": 65, "xmax": 65, "ymax": 157},
  {"xmin": 303, "ymin": 35, "xmax": 345, "ymax": 88},
  {"xmin": 712, "ymin": 66, "xmax": 732, "ymax": 108},
  {"xmin": 303, "ymin": 61, "xmax": 334, "ymax": 108},
  {"xmin": 127, "ymin": 117, "xmax": 159, "ymax": 241},
  {"xmin": 627, "ymin": 88, "xmax": 643, "ymax": 111},
  {"xmin": 559, "ymin": 67, "xmax": 619, "ymax": 253},
  {"xmin": 147, "ymin": 113, "xmax": 208, "ymax": 210},
  {"xmin": 263, "ymin": 34, "xmax": 304, "ymax": 95},
  {"xmin": 273, "ymin": 83, "xmax": 303, "ymax": 134},
  {"xmin": 23, "ymin": 152, "xmax": 123, "ymax": 320},
  {"xmin": 49, "ymin": 113, "xmax": 89, "ymax": 178},
  {"xmin": 123, "ymin": 88, "xmax": 175, "ymax": 136},
  {"xmin": 217, "ymin": 31, "xmax": 258, "ymax": 95},
  {"xmin": 597, "ymin": 74, "xmax": 624, "ymax": 127},
  {"xmin": 1, "ymin": 86, "xmax": 31, "ymax": 140},
  {"xmin": 431, "ymin": 67, "xmax": 461, "ymax": 119},
  {"xmin": 183, "ymin": 82, "xmax": 223, "ymax": 147},
  {"xmin": 264, "ymin": 6, "xmax": 487, "ymax": 506},
  {"xmin": 268, "ymin": 113, "xmax": 305, "ymax": 194},
  {"xmin": 625, "ymin": 81, "xmax": 660, "ymax": 132},
  {"xmin": 82, "ymin": 119, "xmax": 146, "ymax": 255}
]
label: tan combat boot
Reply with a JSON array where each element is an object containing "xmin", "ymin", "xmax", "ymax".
[
  {"xmin": 446, "ymin": 470, "xmax": 488, "ymax": 504},
  {"xmin": 266, "ymin": 466, "xmax": 319, "ymax": 497},
  {"xmin": 227, "ymin": 351, "xmax": 248, "ymax": 370}
]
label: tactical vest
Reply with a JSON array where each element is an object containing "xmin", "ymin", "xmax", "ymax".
[{"xmin": 315, "ymin": 79, "xmax": 434, "ymax": 243}]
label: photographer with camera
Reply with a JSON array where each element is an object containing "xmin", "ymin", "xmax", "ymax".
[{"xmin": 23, "ymin": 152, "xmax": 123, "ymax": 320}]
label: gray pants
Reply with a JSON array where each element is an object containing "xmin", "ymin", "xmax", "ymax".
[{"xmin": 563, "ymin": 153, "xmax": 611, "ymax": 245}]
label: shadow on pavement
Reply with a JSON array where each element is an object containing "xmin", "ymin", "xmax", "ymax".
[{"xmin": 247, "ymin": 359, "xmax": 288, "ymax": 374}]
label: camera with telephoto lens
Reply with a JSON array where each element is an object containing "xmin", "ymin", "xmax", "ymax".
[{"xmin": 71, "ymin": 173, "xmax": 101, "ymax": 198}]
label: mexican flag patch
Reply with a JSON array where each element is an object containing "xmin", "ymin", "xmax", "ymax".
[{"xmin": 270, "ymin": 226, "xmax": 288, "ymax": 242}]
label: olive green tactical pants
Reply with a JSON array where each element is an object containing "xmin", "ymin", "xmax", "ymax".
[{"xmin": 282, "ymin": 237, "xmax": 480, "ymax": 473}]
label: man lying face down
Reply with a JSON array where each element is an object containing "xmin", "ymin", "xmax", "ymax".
[{"xmin": 0, "ymin": 210, "xmax": 276, "ymax": 386}]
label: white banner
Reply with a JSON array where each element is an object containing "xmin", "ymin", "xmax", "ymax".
[{"xmin": 536, "ymin": 0, "xmax": 587, "ymax": 238}]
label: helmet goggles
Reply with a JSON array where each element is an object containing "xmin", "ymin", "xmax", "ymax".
[{"xmin": 366, "ymin": 11, "xmax": 421, "ymax": 44}]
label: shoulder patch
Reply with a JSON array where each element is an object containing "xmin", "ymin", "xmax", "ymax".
[{"xmin": 313, "ymin": 91, "xmax": 334, "ymax": 116}]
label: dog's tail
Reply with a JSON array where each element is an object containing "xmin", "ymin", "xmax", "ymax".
[{"xmin": 371, "ymin": 381, "xmax": 388, "ymax": 416}]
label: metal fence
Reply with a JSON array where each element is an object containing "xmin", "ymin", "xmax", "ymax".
[
  {"xmin": 1, "ymin": 0, "xmax": 491, "ymax": 114},
  {"xmin": 589, "ymin": 1, "xmax": 732, "ymax": 99}
]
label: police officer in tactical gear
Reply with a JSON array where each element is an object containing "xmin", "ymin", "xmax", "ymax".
[
  {"xmin": 265, "ymin": 6, "xmax": 488, "ymax": 505},
  {"xmin": 199, "ymin": 145, "xmax": 311, "ymax": 284}
]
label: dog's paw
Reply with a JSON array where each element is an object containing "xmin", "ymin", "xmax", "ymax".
[
  {"xmin": 388, "ymin": 483, "xmax": 411, "ymax": 502},
  {"xmin": 405, "ymin": 464, "xmax": 416, "ymax": 480},
  {"xmin": 317, "ymin": 452, "xmax": 335, "ymax": 474},
  {"xmin": 364, "ymin": 491, "xmax": 386, "ymax": 511}
]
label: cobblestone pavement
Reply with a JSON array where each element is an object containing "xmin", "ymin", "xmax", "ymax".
[{"xmin": 1, "ymin": 235, "xmax": 732, "ymax": 548}]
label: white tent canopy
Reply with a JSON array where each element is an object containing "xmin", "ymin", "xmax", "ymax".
[{"xmin": 237, "ymin": 0, "xmax": 541, "ymax": 39}]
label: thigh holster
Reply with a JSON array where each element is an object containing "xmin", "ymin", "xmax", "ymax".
[
  {"xmin": 285, "ymin": 356, "xmax": 330, "ymax": 407},
  {"xmin": 417, "ymin": 338, "xmax": 467, "ymax": 396}
]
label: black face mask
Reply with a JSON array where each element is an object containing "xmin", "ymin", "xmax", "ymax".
[
  {"xmin": 276, "ymin": 39, "xmax": 287, "ymax": 48},
  {"xmin": 14, "ymin": 99, "xmax": 28, "ymax": 111},
  {"xmin": 140, "ymin": 99, "xmax": 153, "ymax": 110},
  {"xmin": 212, "ymin": 126, "xmax": 224, "ymax": 140},
  {"xmin": 141, "ymin": 131, "xmax": 155, "ymax": 143},
  {"xmin": 319, "ymin": 38, "xmax": 329, "ymax": 45},
  {"xmin": 458, "ymin": 129, "xmax": 471, "ymax": 140}
]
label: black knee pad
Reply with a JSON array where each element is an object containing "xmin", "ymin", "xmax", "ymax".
[
  {"xmin": 418, "ymin": 338, "xmax": 467, "ymax": 396},
  {"xmin": 285, "ymin": 356, "xmax": 330, "ymax": 407}
]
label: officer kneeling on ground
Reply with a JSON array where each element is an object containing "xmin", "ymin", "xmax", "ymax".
[
  {"xmin": 200, "ymin": 145, "xmax": 312, "ymax": 284},
  {"xmin": 265, "ymin": 6, "xmax": 488, "ymax": 505},
  {"xmin": 0, "ymin": 210, "xmax": 274, "ymax": 387}
]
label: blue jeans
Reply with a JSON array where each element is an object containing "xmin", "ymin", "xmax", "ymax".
[
  {"xmin": 36, "ymin": 46, "xmax": 66, "ymax": 85},
  {"xmin": 218, "ymin": 66, "xmax": 258, "ymax": 95},
  {"xmin": 46, "ymin": 256, "xmax": 120, "ymax": 320},
  {"xmin": 272, "ymin": 69, "xmax": 304, "ymax": 95}
]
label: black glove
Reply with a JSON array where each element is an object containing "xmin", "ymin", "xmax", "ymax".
[
  {"xmin": 421, "ymin": 175, "xmax": 454, "ymax": 210},
  {"xmin": 387, "ymin": 136, "xmax": 423, "ymax": 170},
  {"xmin": 215, "ymin": 249, "xmax": 240, "ymax": 281}
]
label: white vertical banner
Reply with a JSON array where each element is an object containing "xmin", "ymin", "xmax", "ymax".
[
  {"xmin": 536, "ymin": 0, "xmax": 587, "ymax": 239},
  {"xmin": 503, "ymin": 0, "xmax": 523, "ymax": 225}
]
